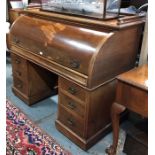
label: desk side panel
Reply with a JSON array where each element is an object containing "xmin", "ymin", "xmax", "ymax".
[{"xmin": 88, "ymin": 25, "xmax": 143, "ymax": 88}]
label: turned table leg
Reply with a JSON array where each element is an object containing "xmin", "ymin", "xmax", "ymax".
[{"xmin": 106, "ymin": 102, "xmax": 126, "ymax": 155}]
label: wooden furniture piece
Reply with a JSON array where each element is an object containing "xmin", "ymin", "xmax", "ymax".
[
  {"xmin": 11, "ymin": 53, "xmax": 58, "ymax": 105},
  {"xmin": 106, "ymin": 64, "xmax": 148, "ymax": 155},
  {"xmin": 7, "ymin": 9, "xmax": 23, "ymax": 50},
  {"xmin": 9, "ymin": 8, "xmax": 145, "ymax": 150},
  {"xmin": 9, "ymin": 9, "xmax": 23, "ymax": 24}
]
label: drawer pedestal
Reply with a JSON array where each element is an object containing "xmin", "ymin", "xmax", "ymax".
[
  {"xmin": 56, "ymin": 77, "xmax": 116, "ymax": 150},
  {"xmin": 11, "ymin": 53, "xmax": 58, "ymax": 105}
]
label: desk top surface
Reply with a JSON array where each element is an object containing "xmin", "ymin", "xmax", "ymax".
[
  {"xmin": 19, "ymin": 8, "xmax": 145, "ymax": 30},
  {"xmin": 117, "ymin": 64, "xmax": 148, "ymax": 90}
]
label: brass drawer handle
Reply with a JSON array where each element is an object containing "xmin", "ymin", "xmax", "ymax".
[
  {"xmin": 67, "ymin": 118, "xmax": 74, "ymax": 126},
  {"xmin": 17, "ymin": 84, "xmax": 22, "ymax": 88},
  {"xmin": 68, "ymin": 102, "xmax": 76, "ymax": 110},
  {"xmin": 16, "ymin": 71, "xmax": 21, "ymax": 76},
  {"xmin": 15, "ymin": 59, "xmax": 21, "ymax": 64},
  {"xmin": 70, "ymin": 60, "xmax": 80, "ymax": 69},
  {"xmin": 68, "ymin": 87, "xmax": 77, "ymax": 95}
]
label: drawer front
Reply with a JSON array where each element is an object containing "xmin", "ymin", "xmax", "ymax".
[
  {"xmin": 11, "ymin": 54, "xmax": 28, "ymax": 81},
  {"xmin": 13, "ymin": 77, "xmax": 28, "ymax": 95},
  {"xmin": 12, "ymin": 69, "xmax": 27, "ymax": 81},
  {"xmin": 58, "ymin": 105, "xmax": 85, "ymax": 137},
  {"xmin": 59, "ymin": 92, "xmax": 85, "ymax": 118},
  {"xmin": 59, "ymin": 77, "xmax": 86, "ymax": 102},
  {"xmin": 11, "ymin": 53, "xmax": 27, "ymax": 69}
]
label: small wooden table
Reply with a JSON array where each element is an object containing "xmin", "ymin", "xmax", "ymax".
[{"xmin": 106, "ymin": 64, "xmax": 148, "ymax": 155}]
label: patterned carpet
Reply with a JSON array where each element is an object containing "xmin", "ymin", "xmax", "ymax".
[{"xmin": 6, "ymin": 99, "xmax": 71, "ymax": 155}]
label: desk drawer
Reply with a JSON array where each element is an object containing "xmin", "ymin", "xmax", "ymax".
[
  {"xmin": 11, "ymin": 53, "xmax": 27, "ymax": 69},
  {"xmin": 13, "ymin": 77, "xmax": 28, "ymax": 95},
  {"xmin": 59, "ymin": 77, "xmax": 86, "ymax": 102},
  {"xmin": 58, "ymin": 105, "xmax": 85, "ymax": 137},
  {"xmin": 12, "ymin": 69, "xmax": 27, "ymax": 81},
  {"xmin": 59, "ymin": 92, "xmax": 85, "ymax": 118},
  {"xmin": 11, "ymin": 53, "xmax": 28, "ymax": 81}
]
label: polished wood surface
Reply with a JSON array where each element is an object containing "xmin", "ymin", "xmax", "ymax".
[
  {"xmin": 9, "ymin": 9, "xmax": 22, "ymax": 24},
  {"xmin": 106, "ymin": 64, "xmax": 148, "ymax": 155},
  {"xmin": 117, "ymin": 64, "xmax": 148, "ymax": 90},
  {"xmin": 10, "ymin": 15, "xmax": 107, "ymax": 76},
  {"xmin": 9, "ymin": 9, "xmax": 145, "ymax": 149}
]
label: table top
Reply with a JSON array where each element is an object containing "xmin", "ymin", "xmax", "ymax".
[{"xmin": 117, "ymin": 64, "xmax": 148, "ymax": 91}]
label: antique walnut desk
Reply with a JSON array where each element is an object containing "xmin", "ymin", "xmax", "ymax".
[
  {"xmin": 9, "ymin": 8, "xmax": 145, "ymax": 150},
  {"xmin": 106, "ymin": 64, "xmax": 148, "ymax": 155}
]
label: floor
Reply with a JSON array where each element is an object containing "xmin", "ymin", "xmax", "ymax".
[{"xmin": 6, "ymin": 55, "xmax": 126, "ymax": 155}]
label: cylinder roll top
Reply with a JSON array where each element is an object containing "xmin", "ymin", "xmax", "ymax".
[{"xmin": 10, "ymin": 15, "xmax": 111, "ymax": 75}]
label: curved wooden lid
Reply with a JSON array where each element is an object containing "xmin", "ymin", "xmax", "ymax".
[{"xmin": 10, "ymin": 15, "xmax": 111, "ymax": 75}]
